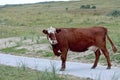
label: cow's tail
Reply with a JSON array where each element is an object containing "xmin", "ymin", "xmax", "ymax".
[{"xmin": 107, "ymin": 34, "xmax": 117, "ymax": 53}]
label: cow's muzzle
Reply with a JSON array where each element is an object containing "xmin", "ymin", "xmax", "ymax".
[{"xmin": 51, "ymin": 40, "xmax": 58, "ymax": 45}]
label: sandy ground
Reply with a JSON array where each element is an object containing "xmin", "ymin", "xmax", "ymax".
[
  {"xmin": 0, "ymin": 37, "xmax": 92, "ymax": 60},
  {"xmin": 0, "ymin": 37, "xmax": 21, "ymax": 49}
]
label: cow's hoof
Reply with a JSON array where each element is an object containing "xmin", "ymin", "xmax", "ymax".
[
  {"xmin": 91, "ymin": 66, "xmax": 96, "ymax": 69},
  {"xmin": 107, "ymin": 66, "xmax": 111, "ymax": 69},
  {"xmin": 60, "ymin": 68, "xmax": 65, "ymax": 71}
]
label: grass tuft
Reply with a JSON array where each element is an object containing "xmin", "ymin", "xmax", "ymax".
[{"xmin": 0, "ymin": 46, "xmax": 28, "ymax": 54}]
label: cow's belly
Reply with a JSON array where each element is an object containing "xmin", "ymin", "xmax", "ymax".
[
  {"xmin": 68, "ymin": 38, "xmax": 95, "ymax": 52},
  {"xmin": 70, "ymin": 48, "xmax": 88, "ymax": 52},
  {"xmin": 69, "ymin": 45, "xmax": 98, "ymax": 52},
  {"xmin": 69, "ymin": 45, "xmax": 89, "ymax": 52}
]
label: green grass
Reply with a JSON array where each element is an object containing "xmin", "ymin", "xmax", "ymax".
[
  {"xmin": 43, "ymin": 51, "xmax": 54, "ymax": 57},
  {"xmin": 75, "ymin": 52, "xmax": 120, "ymax": 66},
  {"xmin": 0, "ymin": 0, "xmax": 120, "ymax": 56},
  {"xmin": 0, "ymin": 46, "xmax": 28, "ymax": 54},
  {"xmin": 0, "ymin": 65, "xmax": 64, "ymax": 80},
  {"xmin": 0, "ymin": 0, "xmax": 120, "ymax": 49},
  {"xmin": 37, "ymin": 50, "xmax": 54, "ymax": 57},
  {"xmin": 0, "ymin": 64, "xmax": 84, "ymax": 80},
  {"xmin": 0, "ymin": 0, "xmax": 120, "ymax": 38},
  {"xmin": 0, "ymin": 36, "xmax": 49, "ymax": 55}
]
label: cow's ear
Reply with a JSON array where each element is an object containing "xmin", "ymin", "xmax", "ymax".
[
  {"xmin": 43, "ymin": 29, "xmax": 48, "ymax": 34},
  {"xmin": 56, "ymin": 29, "xmax": 61, "ymax": 33}
]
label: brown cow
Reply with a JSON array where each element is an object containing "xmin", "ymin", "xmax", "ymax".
[{"xmin": 43, "ymin": 26, "xmax": 117, "ymax": 71}]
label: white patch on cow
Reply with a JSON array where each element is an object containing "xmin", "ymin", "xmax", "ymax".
[
  {"xmin": 48, "ymin": 37, "xmax": 53, "ymax": 44},
  {"xmin": 47, "ymin": 26, "xmax": 58, "ymax": 45},
  {"xmin": 88, "ymin": 46, "xmax": 98, "ymax": 52},
  {"xmin": 47, "ymin": 26, "xmax": 56, "ymax": 34},
  {"xmin": 58, "ymin": 50, "xmax": 61, "ymax": 53},
  {"xmin": 48, "ymin": 37, "xmax": 58, "ymax": 45},
  {"xmin": 50, "ymin": 40, "xmax": 58, "ymax": 45}
]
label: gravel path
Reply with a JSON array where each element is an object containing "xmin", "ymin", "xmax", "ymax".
[{"xmin": 0, "ymin": 53, "xmax": 120, "ymax": 80}]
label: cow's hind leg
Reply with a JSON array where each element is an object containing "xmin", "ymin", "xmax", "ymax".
[
  {"xmin": 101, "ymin": 48, "xmax": 112, "ymax": 69},
  {"xmin": 91, "ymin": 49, "xmax": 101, "ymax": 69}
]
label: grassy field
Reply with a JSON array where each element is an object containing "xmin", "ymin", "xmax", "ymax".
[
  {"xmin": 0, "ymin": 0, "xmax": 120, "ymax": 55},
  {"xmin": 0, "ymin": 0, "xmax": 120, "ymax": 37},
  {"xmin": 0, "ymin": 64, "xmax": 85, "ymax": 80},
  {"xmin": 0, "ymin": 0, "xmax": 120, "ymax": 79},
  {"xmin": 0, "ymin": 0, "xmax": 120, "ymax": 51}
]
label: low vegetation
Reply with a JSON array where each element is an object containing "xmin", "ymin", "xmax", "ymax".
[
  {"xmin": 75, "ymin": 53, "xmax": 120, "ymax": 66},
  {"xmin": 37, "ymin": 50, "xmax": 54, "ymax": 57},
  {"xmin": 107, "ymin": 9, "xmax": 120, "ymax": 17},
  {"xmin": 80, "ymin": 4, "xmax": 96, "ymax": 9},
  {"xmin": 0, "ymin": 45, "xmax": 28, "ymax": 54},
  {"xmin": 0, "ymin": 65, "xmax": 84, "ymax": 80}
]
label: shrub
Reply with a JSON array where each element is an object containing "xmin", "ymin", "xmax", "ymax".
[
  {"xmin": 91, "ymin": 5, "xmax": 96, "ymax": 9},
  {"xmin": 80, "ymin": 5, "xmax": 86, "ymax": 9},
  {"xmin": 107, "ymin": 9, "xmax": 120, "ymax": 17},
  {"xmin": 65, "ymin": 8, "xmax": 68, "ymax": 11},
  {"xmin": 80, "ymin": 5, "xmax": 96, "ymax": 9},
  {"xmin": 80, "ymin": 5, "xmax": 90, "ymax": 9}
]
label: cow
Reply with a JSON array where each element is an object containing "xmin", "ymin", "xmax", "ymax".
[{"xmin": 42, "ymin": 26, "xmax": 117, "ymax": 71}]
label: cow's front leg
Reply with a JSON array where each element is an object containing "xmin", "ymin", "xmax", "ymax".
[{"xmin": 60, "ymin": 49, "xmax": 68, "ymax": 71}]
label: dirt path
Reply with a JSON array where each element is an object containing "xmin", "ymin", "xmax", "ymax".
[{"xmin": 0, "ymin": 53, "xmax": 120, "ymax": 80}]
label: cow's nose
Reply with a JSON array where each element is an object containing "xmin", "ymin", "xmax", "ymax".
[{"xmin": 52, "ymin": 40, "xmax": 58, "ymax": 45}]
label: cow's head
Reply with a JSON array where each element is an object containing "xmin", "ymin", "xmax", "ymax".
[{"xmin": 43, "ymin": 26, "xmax": 61, "ymax": 45}]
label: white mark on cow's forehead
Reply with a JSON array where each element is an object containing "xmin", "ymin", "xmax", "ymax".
[{"xmin": 47, "ymin": 26, "xmax": 56, "ymax": 33}]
